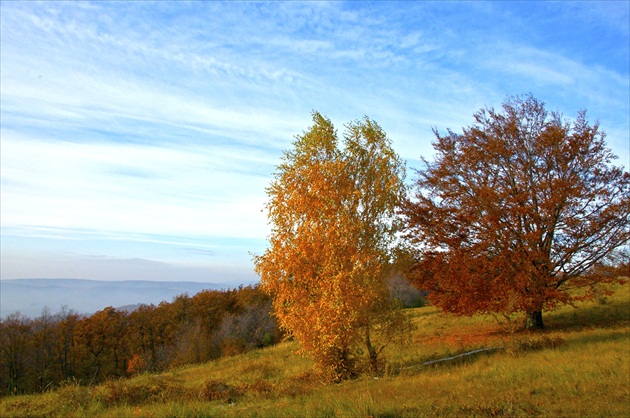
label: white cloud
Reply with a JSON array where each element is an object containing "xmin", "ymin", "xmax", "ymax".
[
  {"xmin": 1, "ymin": 1, "xmax": 627, "ymax": 283},
  {"xmin": 1, "ymin": 134, "xmax": 269, "ymax": 240}
]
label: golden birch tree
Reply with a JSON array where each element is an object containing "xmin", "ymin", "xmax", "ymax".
[{"xmin": 254, "ymin": 112, "xmax": 409, "ymax": 381}]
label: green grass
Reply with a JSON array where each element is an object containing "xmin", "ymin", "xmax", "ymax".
[{"xmin": 2, "ymin": 283, "xmax": 628, "ymax": 417}]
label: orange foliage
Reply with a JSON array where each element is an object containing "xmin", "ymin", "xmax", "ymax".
[
  {"xmin": 254, "ymin": 112, "xmax": 409, "ymax": 380},
  {"xmin": 402, "ymin": 95, "xmax": 630, "ymax": 329},
  {"xmin": 126, "ymin": 353, "xmax": 146, "ymax": 376}
]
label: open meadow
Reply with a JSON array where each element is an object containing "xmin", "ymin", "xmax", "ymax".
[{"xmin": 1, "ymin": 282, "xmax": 628, "ymax": 417}]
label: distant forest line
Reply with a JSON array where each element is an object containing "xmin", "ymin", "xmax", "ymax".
[{"xmin": 0, "ymin": 276, "xmax": 422, "ymax": 395}]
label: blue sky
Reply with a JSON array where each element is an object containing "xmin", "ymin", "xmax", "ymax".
[{"xmin": 1, "ymin": 1, "xmax": 628, "ymax": 284}]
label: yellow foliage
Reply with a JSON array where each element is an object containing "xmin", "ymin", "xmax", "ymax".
[{"xmin": 254, "ymin": 112, "xmax": 409, "ymax": 380}]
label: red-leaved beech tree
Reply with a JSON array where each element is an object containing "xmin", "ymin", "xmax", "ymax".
[{"xmin": 401, "ymin": 95, "xmax": 629, "ymax": 329}]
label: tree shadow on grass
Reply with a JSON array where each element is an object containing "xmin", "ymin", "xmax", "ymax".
[
  {"xmin": 544, "ymin": 298, "xmax": 629, "ymax": 333},
  {"xmin": 561, "ymin": 328, "xmax": 629, "ymax": 347}
]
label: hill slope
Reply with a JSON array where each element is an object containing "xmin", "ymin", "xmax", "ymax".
[{"xmin": 1, "ymin": 283, "xmax": 628, "ymax": 417}]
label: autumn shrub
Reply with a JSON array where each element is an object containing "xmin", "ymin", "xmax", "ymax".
[
  {"xmin": 55, "ymin": 379, "xmax": 91, "ymax": 411},
  {"xmin": 142, "ymin": 376, "xmax": 194, "ymax": 404},
  {"xmin": 94, "ymin": 379, "xmax": 135, "ymax": 405},
  {"xmin": 95, "ymin": 378, "xmax": 156, "ymax": 406},
  {"xmin": 243, "ymin": 379, "xmax": 274, "ymax": 397},
  {"xmin": 93, "ymin": 376, "xmax": 193, "ymax": 406},
  {"xmin": 200, "ymin": 379, "xmax": 242, "ymax": 403},
  {"xmin": 504, "ymin": 334, "xmax": 566, "ymax": 356},
  {"xmin": 276, "ymin": 369, "xmax": 325, "ymax": 398}
]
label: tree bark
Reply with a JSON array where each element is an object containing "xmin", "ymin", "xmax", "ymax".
[
  {"xmin": 525, "ymin": 310, "xmax": 544, "ymax": 330},
  {"xmin": 364, "ymin": 323, "xmax": 380, "ymax": 375},
  {"xmin": 365, "ymin": 334, "xmax": 377, "ymax": 373}
]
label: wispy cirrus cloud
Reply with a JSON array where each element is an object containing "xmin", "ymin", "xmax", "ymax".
[
  {"xmin": 1, "ymin": 1, "xmax": 627, "ymax": 283},
  {"xmin": 1, "ymin": 134, "xmax": 270, "ymax": 239}
]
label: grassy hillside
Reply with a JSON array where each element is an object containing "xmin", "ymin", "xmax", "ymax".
[{"xmin": 2, "ymin": 283, "xmax": 628, "ymax": 417}]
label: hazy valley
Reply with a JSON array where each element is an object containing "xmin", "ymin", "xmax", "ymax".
[{"xmin": 0, "ymin": 279, "xmax": 231, "ymax": 318}]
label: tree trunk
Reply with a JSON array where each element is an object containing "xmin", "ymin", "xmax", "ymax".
[
  {"xmin": 525, "ymin": 310, "xmax": 544, "ymax": 330},
  {"xmin": 364, "ymin": 323, "xmax": 379, "ymax": 375},
  {"xmin": 331, "ymin": 347, "xmax": 355, "ymax": 382}
]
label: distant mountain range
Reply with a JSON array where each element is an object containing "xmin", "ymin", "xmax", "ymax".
[{"xmin": 0, "ymin": 278, "xmax": 233, "ymax": 319}]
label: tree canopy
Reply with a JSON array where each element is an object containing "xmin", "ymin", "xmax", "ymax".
[
  {"xmin": 254, "ymin": 112, "xmax": 410, "ymax": 380},
  {"xmin": 401, "ymin": 95, "xmax": 630, "ymax": 329}
]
